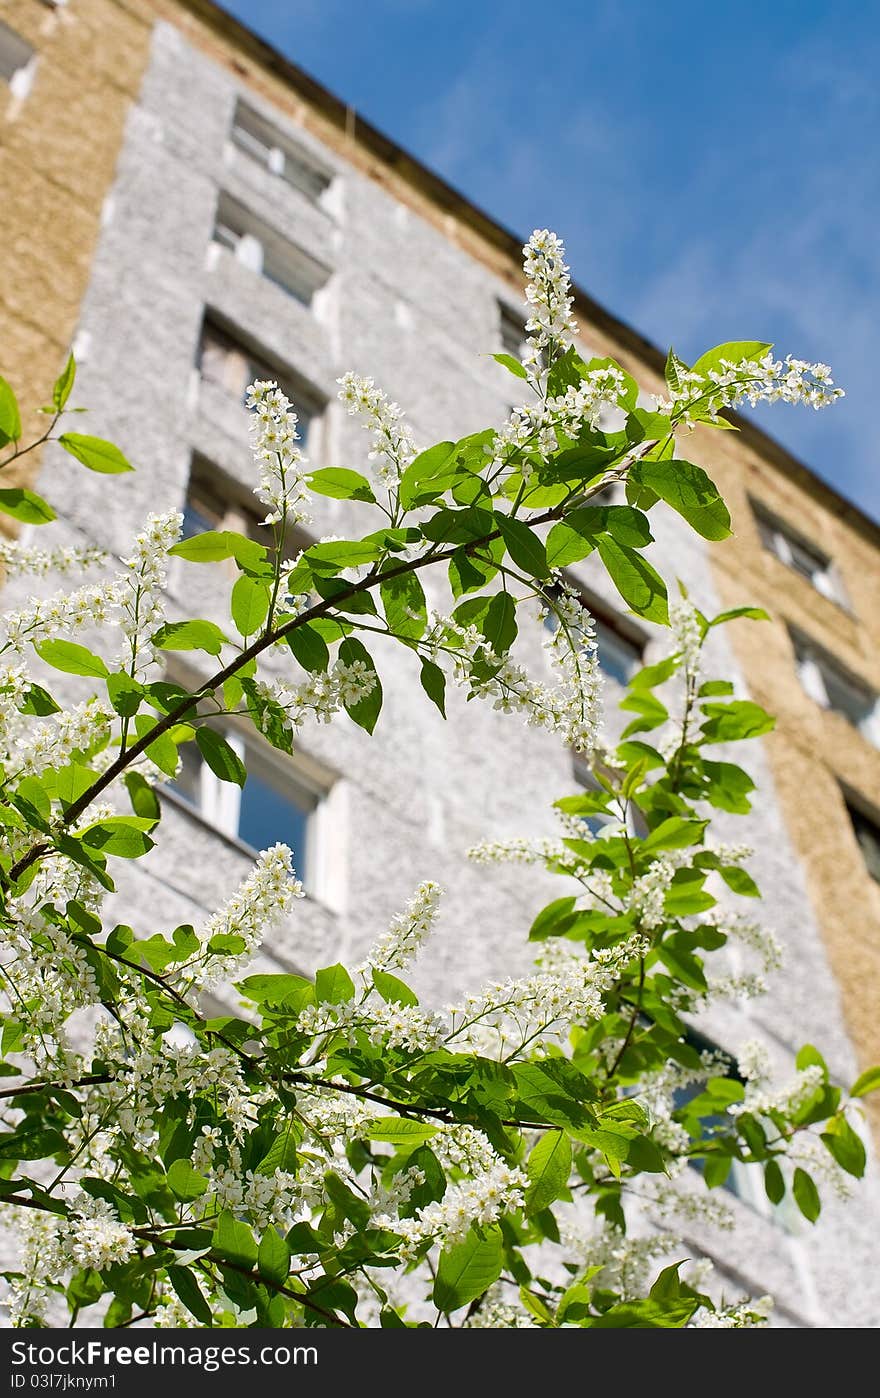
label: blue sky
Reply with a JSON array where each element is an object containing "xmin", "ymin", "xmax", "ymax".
[{"xmin": 224, "ymin": 0, "xmax": 879, "ymax": 520}]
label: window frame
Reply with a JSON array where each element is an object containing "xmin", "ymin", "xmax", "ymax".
[
  {"xmin": 843, "ymin": 792, "xmax": 880, "ymax": 884},
  {"xmin": 211, "ymin": 192, "xmax": 331, "ymax": 309},
  {"xmin": 229, "ymin": 100, "xmax": 334, "ymax": 207},
  {"xmin": 790, "ymin": 628, "xmax": 880, "ymax": 745},
  {"xmin": 197, "ymin": 316, "xmax": 324, "ymax": 456},
  {"xmin": 0, "ymin": 19, "xmax": 36, "ymax": 100},
  {"xmin": 164, "ymin": 721, "xmax": 330, "ymax": 894},
  {"xmin": 497, "ymin": 300, "xmax": 528, "ymax": 360},
  {"xmin": 751, "ymin": 498, "xmax": 845, "ymax": 606},
  {"xmin": 182, "ymin": 454, "xmax": 314, "ymax": 558}
]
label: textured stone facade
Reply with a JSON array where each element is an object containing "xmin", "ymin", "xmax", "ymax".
[{"xmin": 2, "ymin": 0, "xmax": 880, "ymax": 1327}]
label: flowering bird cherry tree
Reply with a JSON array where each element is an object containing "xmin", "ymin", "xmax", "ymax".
[{"xmin": 0, "ymin": 231, "xmax": 875, "ymax": 1329}]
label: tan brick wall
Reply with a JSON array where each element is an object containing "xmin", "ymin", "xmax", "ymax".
[{"xmin": 0, "ymin": 0, "xmax": 151, "ymax": 534}]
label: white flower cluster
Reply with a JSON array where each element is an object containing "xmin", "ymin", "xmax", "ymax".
[
  {"xmin": 362, "ymin": 880, "xmax": 442, "ymax": 974},
  {"xmin": 6, "ymin": 696, "xmax": 111, "ymax": 780},
  {"xmin": 490, "ymin": 365, "xmax": 625, "ymax": 476},
  {"xmin": 467, "ymin": 835, "xmax": 562, "ymax": 866},
  {"xmin": 521, "ymin": 228, "xmax": 578, "ymax": 376},
  {"xmin": 117, "ymin": 510, "xmax": 183, "ymax": 679},
  {"xmin": 179, "ymin": 843, "xmax": 303, "ymax": 991},
  {"xmin": 465, "ymin": 1298, "xmax": 537, "ymax": 1328},
  {"xmin": 2, "ymin": 1196, "xmax": 136, "ymax": 1327},
  {"xmin": 655, "ymin": 352, "xmax": 843, "ymax": 425},
  {"xmin": 246, "ymin": 379, "xmax": 311, "ymax": 525},
  {"xmin": 560, "ymin": 1221, "xmax": 678, "ymax": 1301},
  {"xmin": 1, "ymin": 578, "xmax": 121, "ymax": 654},
  {"xmin": 447, "ymin": 936, "xmax": 642, "ymax": 1055},
  {"xmin": 0, "ymin": 541, "xmax": 105, "ymax": 579},
  {"xmin": 252, "ymin": 659, "xmax": 377, "ymax": 737},
  {"xmin": 690, "ymin": 1296, "xmax": 773, "ymax": 1328},
  {"xmin": 426, "ymin": 597, "xmax": 602, "ymax": 754},
  {"xmin": 626, "ymin": 858, "xmax": 676, "ymax": 930},
  {"xmin": 296, "ymin": 998, "xmax": 446, "ymax": 1053},
  {"xmin": 337, "ymin": 371, "xmax": 417, "ymax": 488},
  {"xmin": 395, "ymin": 1160, "xmax": 527, "ymax": 1256},
  {"xmin": 718, "ymin": 912, "xmax": 783, "ymax": 975},
  {"xmin": 67, "ymin": 1196, "xmax": 137, "ymax": 1271},
  {"xmin": 732, "ymin": 1062, "xmax": 825, "ymax": 1121},
  {"xmin": 668, "ymin": 596, "xmax": 704, "ymax": 679}
]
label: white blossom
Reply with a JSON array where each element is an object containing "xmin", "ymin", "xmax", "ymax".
[
  {"xmin": 337, "ymin": 371, "xmax": 417, "ymax": 487},
  {"xmin": 246, "ymin": 379, "xmax": 311, "ymax": 525}
]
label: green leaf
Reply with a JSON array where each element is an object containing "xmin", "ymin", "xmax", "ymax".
[
  {"xmin": 167, "ymin": 1159, "xmax": 209, "ymax": 1201},
  {"xmin": 237, "ymin": 973, "xmax": 314, "ymax": 1009},
  {"xmin": 764, "ymin": 1158, "xmax": 785, "ymax": 1205},
  {"xmin": 213, "ymin": 1209, "xmax": 258, "ymax": 1268},
  {"xmin": 524, "ymin": 1130, "xmax": 571, "ymax": 1216},
  {"xmin": 709, "ymin": 606, "xmax": 770, "ymax": 627},
  {"xmin": 821, "ymin": 1117, "xmax": 866, "ymax": 1178},
  {"xmin": 398, "ymin": 441, "xmax": 458, "ymax": 509},
  {"xmin": 80, "ymin": 817, "xmax": 155, "ymax": 859},
  {"xmin": 433, "ymin": 1225, "xmax": 504, "ymax": 1312},
  {"xmin": 52, "ymin": 763, "xmax": 98, "ymax": 808},
  {"xmin": 665, "ymin": 348, "xmax": 690, "ymax": 394},
  {"xmin": 367, "ymin": 1118, "xmax": 438, "ymax": 1148},
  {"xmin": 419, "ymin": 659, "xmax": 446, "ymax": 718},
  {"xmin": 641, "ymin": 816, "xmax": 707, "ymax": 853},
  {"xmin": 691, "ymin": 341, "xmax": 771, "ymax": 377},
  {"xmin": 231, "ymin": 575, "xmax": 270, "ymax": 636},
  {"xmin": 35, "ymin": 639, "xmax": 108, "ymax": 678},
  {"xmin": 481, "ymin": 591, "xmax": 517, "ymax": 653},
  {"xmin": 851, "ymin": 1066, "xmax": 880, "ymax": 1099},
  {"xmin": 307, "ymin": 467, "xmax": 376, "ymax": 502},
  {"xmin": 315, "ymin": 962, "xmax": 355, "ymax": 1005},
  {"xmin": 256, "ymin": 1127, "xmax": 299, "ymax": 1175},
  {"xmin": 124, "ymin": 772, "xmax": 160, "ymax": 822},
  {"xmin": 105, "ymin": 672, "xmax": 144, "ymax": 718},
  {"xmin": 59, "ymin": 432, "xmax": 133, "ymax": 474},
  {"xmin": 381, "ymin": 571, "xmax": 427, "ymax": 640},
  {"xmin": 169, "ymin": 529, "xmax": 267, "ymax": 569},
  {"xmin": 491, "ymin": 352, "xmax": 528, "ymax": 379},
  {"xmin": 53, "ymin": 354, "xmax": 76, "ymax": 412},
  {"xmin": 700, "ymin": 700, "xmax": 775, "ymax": 743},
  {"xmin": 17, "ymin": 682, "xmax": 61, "ymax": 715},
  {"xmin": 546, "ymin": 505, "xmax": 651, "ymax": 567},
  {"xmin": 338, "ymin": 637, "xmax": 382, "ymax": 734},
  {"xmin": 285, "ymin": 623, "xmax": 330, "ymax": 674},
  {"xmin": 0, "ymin": 488, "xmax": 56, "ymax": 524},
  {"xmin": 792, "ymin": 1167, "xmax": 821, "ymax": 1223},
  {"xmin": 629, "ymin": 460, "xmax": 731, "ymax": 541},
  {"xmin": 258, "ymin": 1229, "xmax": 290, "ymax": 1286},
  {"xmin": 718, "ymin": 865, "xmax": 760, "ymax": 897},
  {"xmin": 496, "ymin": 514, "xmax": 549, "ymax": 578},
  {"xmin": 153, "ymin": 619, "xmax": 226, "ymax": 656},
  {"xmin": 195, "ymin": 728, "xmax": 246, "ymax": 786},
  {"xmin": 597, "ymin": 537, "xmax": 668, "ymax": 624},
  {"xmin": 371, "ymin": 968, "xmax": 418, "ymax": 1007},
  {"xmin": 167, "ymin": 1266, "xmax": 213, "ymax": 1325},
  {"xmin": 0, "ymin": 375, "xmax": 22, "ymax": 444}
]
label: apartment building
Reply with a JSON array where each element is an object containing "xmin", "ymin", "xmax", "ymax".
[{"xmin": 2, "ymin": 0, "xmax": 880, "ymax": 1325}]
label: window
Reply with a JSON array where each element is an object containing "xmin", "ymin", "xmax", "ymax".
[
  {"xmin": 169, "ymin": 726, "xmax": 322, "ymax": 882},
  {"xmin": 230, "ymin": 101, "xmax": 333, "ymax": 205},
  {"xmin": 498, "ymin": 302, "xmax": 528, "ymax": 359},
  {"xmin": 846, "ymin": 799, "xmax": 880, "ymax": 884},
  {"xmin": 182, "ymin": 455, "xmax": 313, "ymax": 554},
  {"xmin": 0, "ymin": 20, "xmax": 35, "ymax": 98},
  {"xmin": 752, "ymin": 500, "xmax": 844, "ymax": 604},
  {"xmin": 791, "ymin": 631, "xmax": 879, "ymax": 745},
  {"xmin": 212, "ymin": 193, "xmax": 330, "ymax": 307},
  {"xmin": 197, "ymin": 318, "xmax": 322, "ymax": 451}
]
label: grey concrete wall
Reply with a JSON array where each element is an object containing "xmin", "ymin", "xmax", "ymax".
[{"xmin": 12, "ymin": 18, "xmax": 880, "ymax": 1327}]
